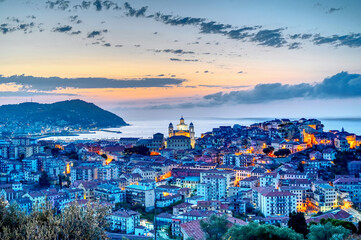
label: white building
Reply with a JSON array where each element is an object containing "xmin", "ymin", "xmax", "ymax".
[
  {"xmin": 312, "ymin": 184, "xmax": 337, "ymax": 212},
  {"xmin": 198, "ymin": 175, "xmax": 227, "ymax": 200},
  {"xmin": 333, "ymin": 177, "xmax": 361, "ymax": 203},
  {"xmin": 132, "ymin": 167, "xmax": 156, "ymax": 180},
  {"xmin": 259, "ymin": 191, "xmax": 297, "ymax": 217},
  {"xmin": 279, "ymin": 186, "xmax": 306, "ymax": 211},
  {"xmin": 71, "ymin": 166, "xmax": 98, "ymax": 181},
  {"xmin": 108, "ymin": 209, "xmax": 140, "ymax": 234},
  {"xmin": 125, "ymin": 185, "xmax": 155, "ymax": 212}
]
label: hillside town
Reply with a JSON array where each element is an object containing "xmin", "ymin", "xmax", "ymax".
[{"xmin": 1, "ymin": 117, "xmax": 361, "ymax": 239}]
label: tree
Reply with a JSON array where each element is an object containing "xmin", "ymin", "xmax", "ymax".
[
  {"xmin": 101, "ymin": 154, "xmax": 107, "ymax": 159},
  {"xmin": 274, "ymin": 149, "xmax": 291, "ymax": 157},
  {"xmin": 200, "ymin": 214, "xmax": 229, "ymax": 240},
  {"xmin": 357, "ymin": 221, "xmax": 361, "ymax": 234},
  {"xmin": 263, "ymin": 147, "xmax": 271, "ymax": 155},
  {"xmin": 17, "ymin": 154, "xmax": 25, "ymax": 161},
  {"xmin": 39, "ymin": 171, "xmax": 50, "ymax": 188},
  {"xmin": 224, "ymin": 222, "xmax": 303, "ymax": 240},
  {"xmin": 297, "ymin": 161, "xmax": 305, "ymax": 172},
  {"xmin": 0, "ymin": 198, "xmax": 110, "ymax": 240},
  {"xmin": 288, "ymin": 212, "xmax": 308, "ymax": 236},
  {"xmin": 125, "ymin": 145, "xmax": 150, "ymax": 155},
  {"xmin": 307, "ymin": 222, "xmax": 351, "ymax": 240},
  {"xmin": 319, "ymin": 218, "xmax": 357, "ymax": 234},
  {"xmin": 263, "ymin": 146, "xmax": 275, "ymax": 156},
  {"xmin": 51, "ymin": 147, "xmax": 60, "ymax": 157}
]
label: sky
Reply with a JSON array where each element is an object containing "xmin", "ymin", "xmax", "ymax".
[{"xmin": 0, "ymin": 0, "xmax": 361, "ymax": 121}]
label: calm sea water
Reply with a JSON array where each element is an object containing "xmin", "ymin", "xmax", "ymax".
[{"xmin": 43, "ymin": 117, "xmax": 361, "ymax": 141}]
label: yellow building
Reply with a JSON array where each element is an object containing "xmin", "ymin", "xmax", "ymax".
[{"xmin": 168, "ymin": 117, "xmax": 195, "ymax": 148}]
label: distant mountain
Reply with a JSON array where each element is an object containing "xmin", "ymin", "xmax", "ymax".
[{"xmin": 0, "ymin": 99, "xmax": 127, "ymax": 131}]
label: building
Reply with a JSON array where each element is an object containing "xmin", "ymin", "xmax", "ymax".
[
  {"xmin": 132, "ymin": 167, "xmax": 156, "ymax": 180},
  {"xmin": 197, "ymin": 175, "xmax": 227, "ymax": 201},
  {"xmin": 312, "ymin": 184, "xmax": 337, "ymax": 212},
  {"xmin": 333, "ymin": 177, "xmax": 361, "ymax": 203},
  {"xmin": 348, "ymin": 161, "xmax": 361, "ymax": 176},
  {"xmin": 279, "ymin": 186, "xmax": 306, "ymax": 211},
  {"xmin": 108, "ymin": 209, "xmax": 140, "ymax": 234},
  {"xmin": 168, "ymin": 117, "xmax": 195, "ymax": 149},
  {"xmin": 136, "ymin": 133, "xmax": 165, "ymax": 152},
  {"xmin": 259, "ymin": 191, "xmax": 297, "ymax": 217},
  {"xmin": 71, "ymin": 166, "xmax": 98, "ymax": 181},
  {"xmin": 97, "ymin": 165, "xmax": 119, "ymax": 181},
  {"xmin": 125, "ymin": 185, "xmax": 155, "ymax": 212},
  {"xmin": 94, "ymin": 184, "xmax": 124, "ymax": 204},
  {"xmin": 167, "ymin": 136, "xmax": 191, "ymax": 150}
]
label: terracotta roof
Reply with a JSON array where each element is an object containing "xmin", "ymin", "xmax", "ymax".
[
  {"xmin": 180, "ymin": 216, "xmax": 246, "ymax": 240},
  {"xmin": 174, "ymin": 202, "xmax": 193, "ymax": 209},
  {"xmin": 306, "ymin": 209, "xmax": 351, "ymax": 223},
  {"xmin": 180, "ymin": 220, "xmax": 205, "ymax": 240}
]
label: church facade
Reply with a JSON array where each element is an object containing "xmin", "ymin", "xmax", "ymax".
[{"xmin": 167, "ymin": 117, "xmax": 195, "ymax": 149}]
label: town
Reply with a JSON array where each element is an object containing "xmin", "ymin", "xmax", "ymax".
[{"xmin": 1, "ymin": 117, "xmax": 361, "ymax": 239}]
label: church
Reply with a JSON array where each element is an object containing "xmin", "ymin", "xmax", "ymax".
[{"xmin": 167, "ymin": 117, "xmax": 195, "ymax": 149}]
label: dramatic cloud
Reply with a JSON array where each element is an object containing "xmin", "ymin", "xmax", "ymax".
[
  {"xmin": 33, "ymin": 1, "xmax": 361, "ymax": 50},
  {"xmin": 145, "ymin": 72, "xmax": 361, "ymax": 109},
  {"xmin": 0, "ymin": 91, "xmax": 76, "ymax": 97},
  {"xmin": 53, "ymin": 25, "xmax": 72, "ymax": 33},
  {"xmin": 313, "ymin": 33, "xmax": 361, "ymax": 48},
  {"xmin": 203, "ymin": 72, "xmax": 361, "ymax": 105},
  {"xmin": 0, "ymin": 75, "xmax": 187, "ymax": 91}
]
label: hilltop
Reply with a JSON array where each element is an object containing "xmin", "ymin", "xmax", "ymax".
[{"xmin": 0, "ymin": 99, "xmax": 127, "ymax": 134}]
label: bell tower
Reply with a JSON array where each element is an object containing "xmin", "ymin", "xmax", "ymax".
[
  {"xmin": 189, "ymin": 122, "xmax": 195, "ymax": 148},
  {"xmin": 168, "ymin": 123, "xmax": 174, "ymax": 137}
]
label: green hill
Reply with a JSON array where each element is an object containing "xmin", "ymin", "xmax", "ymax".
[{"xmin": 0, "ymin": 99, "xmax": 127, "ymax": 130}]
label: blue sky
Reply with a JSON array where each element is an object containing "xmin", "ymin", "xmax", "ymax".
[{"xmin": 0, "ymin": 0, "xmax": 360, "ymax": 120}]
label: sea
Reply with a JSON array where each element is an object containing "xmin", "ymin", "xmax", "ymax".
[{"xmin": 42, "ymin": 117, "xmax": 361, "ymax": 142}]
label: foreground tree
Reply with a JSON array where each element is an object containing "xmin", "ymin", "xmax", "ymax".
[
  {"xmin": 288, "ymin": 212, "xmax": 308, "ymax": 236},
  {"xmin": 307, "ymin": 222, "xmax": 351, "ymax": 240},
  {"xmin": 319, "ymin": 218, "xmax": 357, "ymax": 234},
  {"xmin": 200, "ymin": 214, "xmax": 229, "ymax": 240},
  {"xmin": 224, "ymin": 222, "xmax": 303, "ymax": 240},
  {"xmin": 0, "ymin": 198, "xmax": 110, "ymax": 240}
]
